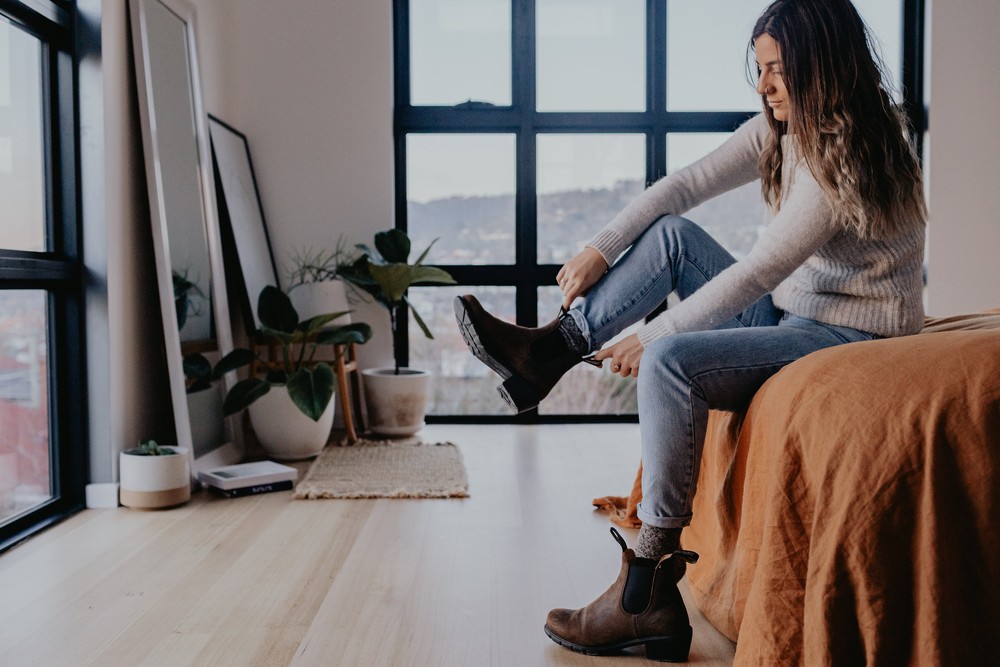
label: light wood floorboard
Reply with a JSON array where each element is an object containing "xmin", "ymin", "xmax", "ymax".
[{"xmin": 0, "ymin": 424, "xmax": 736, "ymax": 666}]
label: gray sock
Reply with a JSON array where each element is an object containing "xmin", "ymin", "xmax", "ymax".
[
  {"xmin": 557, "ymin": 314, "xmax": 589, "ymax": 356},
  {"xmin": 634, "ymin": 524, "xmax": 682, "ymax": 560}
]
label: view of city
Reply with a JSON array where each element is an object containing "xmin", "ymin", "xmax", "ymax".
[{"xmin": 0, "ymin": 291, "xmax": 50, "ymax": 522}]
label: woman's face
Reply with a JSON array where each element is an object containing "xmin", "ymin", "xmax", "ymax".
[{"xmin": 755, "ymin": 33, "xmax": 789, "ymax": 121}]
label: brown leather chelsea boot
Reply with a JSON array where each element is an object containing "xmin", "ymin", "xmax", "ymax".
[
  {"xmin": 544, "ymin": 528, "xmax": 699, "ymax": 662},
  {"xmin": 453, "ymin": 294, "xmax": 597, "ymax": 412}
]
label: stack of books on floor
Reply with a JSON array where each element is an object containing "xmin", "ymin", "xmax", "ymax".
[{"xmin": 198, "ymin": 461, "xmax": 298, "ymax": 498}]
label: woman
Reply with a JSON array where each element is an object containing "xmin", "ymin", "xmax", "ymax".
[{"xmin": 454, "ymin": 0, "xmax": 926, "ymax": 660}]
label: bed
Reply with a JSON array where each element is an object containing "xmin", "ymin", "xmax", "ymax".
[{"xmin": 594, "ymin": 310, "xmax": 1000, "ymax": 665}]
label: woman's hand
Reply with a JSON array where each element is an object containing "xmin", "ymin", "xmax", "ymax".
[
  {"xmin": 593, "ymin": 333, "xmax": 644, "ymax": 378},
  {"xmin": 556, "ymin": 247, "xmax": 609, "ymax": 311}
]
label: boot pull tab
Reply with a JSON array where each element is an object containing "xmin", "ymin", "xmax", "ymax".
[
  {"xmin": 672, "ymin": 549, "xmax": 699, "ymax": 564},
  {"xmin": 610, "ymin": 527, "xmax": 629, "ymax": 553}
]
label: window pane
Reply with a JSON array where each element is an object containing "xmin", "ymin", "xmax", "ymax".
[
  {"xmin": 667, "ymin": 133, "xmax": 767, "ymax": 259},
  {"xmin": 409, "ymin": 285, "xmax": 515, "ymax": 416},
  {"xmin": 0, "ymin": 19, "xmax": 46, "ymax": 251},
  {"xmin": 0, "ymin": 291, "xmax": 52, "ymax": 525},
  {"xmin": 537, "ymin": 134, "xmax": 645, "ymax": 264},
  {"xmin": 852, "ymin": 0, "xmax": 903, "ymax": 100},
  {"xmin": 537, "ymin": 0, "xmax": 645, "ymax": 112},
  {"xmin": 407, "ymin": 134, "xmax": 516, "ymax": 265},
  {"xmin": 537, "ymin": 287, "xmax": 638, "ymax": 415},
  {"xmin": 410, "ymin": 0, "xmax": 511, "ymax": 106},
  {"xmin": 666, "ymin": 0, "xmax": 771, "ymax": 111}
]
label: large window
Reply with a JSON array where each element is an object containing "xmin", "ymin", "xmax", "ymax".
[
  {"xmin": 0, "ymin": 1, "xmax": 86, "ymax": 551},
  {"xmin": 394, "ymin": 0, "xmax": 926, "ymax": 421}
]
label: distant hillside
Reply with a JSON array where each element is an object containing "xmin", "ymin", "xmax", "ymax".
[{"xmin": 408, "ymin": 178, "xmax": 768, "ymax": 265}]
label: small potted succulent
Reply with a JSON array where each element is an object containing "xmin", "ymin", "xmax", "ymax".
[
  {"xmin": 185, "ymin": 285, "xmax": 372, "ymax": 460},
  {"xmin": 119, "ymin": 439, "xmax": 191, "ymax": 509},
  {"xmin": 339, "ymin": 229, "xmax": 455, "ymax": 436}
]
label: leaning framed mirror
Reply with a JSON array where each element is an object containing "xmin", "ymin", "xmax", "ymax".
[{"xmin": 129, "ymin": 0, "xmax": 242, "ymax": 470}]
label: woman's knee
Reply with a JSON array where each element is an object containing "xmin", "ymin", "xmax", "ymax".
[{"xmin": 638, "ymin": 335, "xmax": 697, "ymax": 398}]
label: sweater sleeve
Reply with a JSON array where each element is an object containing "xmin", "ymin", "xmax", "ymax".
[
  {"xmin": 586, "ymin": 114, "xmax": 769, "ymax": 265},
  {"xmin": 636, "ymin": 161, "xmax": 842, "ymax": 346}
]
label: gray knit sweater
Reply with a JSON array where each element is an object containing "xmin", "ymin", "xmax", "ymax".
[{"xmin": 585, "ymin": 114, "xmax": 926, "ymax": 345}]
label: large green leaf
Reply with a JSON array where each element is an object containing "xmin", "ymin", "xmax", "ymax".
[
  {"xmin": 374, "ymin": 228, "xmax": 410, "ymax": 263},
  {"xmin": 409, "ymin": 265, "xmax": 456, "ymax": 286},
  {"xmin": 406, "ymin": 297, "xmax": 434, "ymax": 340},
  {"xmin": 223, "ymin": 377, "xmax": 270, "ymax": 416},
  {"xmin": 287, "ymin": 365, "xmax": 335, "ymax": 421},
  {"xmin": 299, "ymin": 311, "xmax": 352, "ymax": 336},
  {"xmin": 315, "ymin": 322, "xmax": 373, "ymax": 346},
  {"xmin": 183, "ymin": 353, "xmax": 211, "ymax": 382},
  {"xmin": 368, "ymin": 263, "xmax": 413, "ymax": 303},
  {"xmin": 258, "ymin": 285, "xmax": 299, "ymax": 334},
  {"xmin": 212, "ymin": 348, "xmax": 255, "ymax": 379}
]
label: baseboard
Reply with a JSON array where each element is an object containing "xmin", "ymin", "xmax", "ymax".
[{"xmin": 85, "ymin": 482, "xmax": 120, "ymax": 509}]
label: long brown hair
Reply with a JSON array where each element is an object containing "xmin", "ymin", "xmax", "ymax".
[{"xmin": 751, "ymin": 0, "xmax": 926, "ymax": 239}]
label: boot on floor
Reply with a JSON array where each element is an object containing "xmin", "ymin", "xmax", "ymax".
[
  {"xmin": 453, "ymin": 294, "xmax": 597, "ymax": 412},
  {"xmin": 544, "ymin": 527, "xmax": 699, "ymax": 662}
]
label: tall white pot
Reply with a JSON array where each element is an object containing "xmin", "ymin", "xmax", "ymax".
[
  {"xmin": 362, "ymin": 368, "xmax": 431, "ymax": 437},
  {"xmin": 248, "ymin": 385, "xmax": 335, "ymax": 460},
  {"xmin": 288, "ymin": 280, "xmax": 351, "ymax": 324},
  {"xmin": 119, "ymin": 446, "xmax": 191, "ymax": 509}
]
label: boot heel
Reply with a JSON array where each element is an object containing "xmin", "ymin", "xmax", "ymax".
[
  {"xmin": 498, "ymin": 375, "xmax": 539, "ymax": 413},
  {"xmin": 645, "ymin": 626, "xmax": 692, "ymax": 662}
]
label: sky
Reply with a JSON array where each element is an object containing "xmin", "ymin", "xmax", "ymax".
[{"xmin": 406, "ymin": 0, "xmax": 903, "ymax": 203}]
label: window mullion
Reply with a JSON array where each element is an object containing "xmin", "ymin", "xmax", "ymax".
[{"xmin": 513, "ymin": 0, "xmax": 537, "ymax": 327}]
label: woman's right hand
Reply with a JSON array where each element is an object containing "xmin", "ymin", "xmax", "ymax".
[{"xmin": 556, "ymin": 246, "xmax": 609, "ymax": 311}]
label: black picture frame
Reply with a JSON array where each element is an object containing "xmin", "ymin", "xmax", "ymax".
[{"xmin": 208, "ymin": 114, "xmax": 281, "ymax": 335}]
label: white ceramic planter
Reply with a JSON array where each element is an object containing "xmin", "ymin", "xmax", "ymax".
[
  {"xmin": 119, "ymin": 446, "xmax": 191, "ymax": 509},
  {"xmin": 248, "ymin": 385, "xmax": 335, "ymax": 460},
  {"xmin": 362, "ymin": 367, "xmax": 431, "ymax": 437},
  {"xmin": 288, "ymin": 280, "xmax": 351, "ymax": 325}
]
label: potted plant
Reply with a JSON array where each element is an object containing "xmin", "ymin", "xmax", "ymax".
[
  {"xmin": 340, "ymin": 228, "xmax": 455, "ymax": 436},
  {"xmin": 185, "ymin": 285, "xmax": 372, "ymax": 460},
  {"xmin": 119, "ymin": 439, "xmax": 191, "ymax": 509},
  {"xmin": 286, "ymin": 236, "xmax": 359, "ymax": 326}
]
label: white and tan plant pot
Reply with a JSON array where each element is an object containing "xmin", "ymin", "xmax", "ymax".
[
  {"xmin": 362, "ymin": 367, "xmax": 431, "ymax": 437},
  {"xmin": 248, "ymin": 385, "xmax": 335, "ymax": 460},
  {"xmin": 119, "ymin": 446, "xmax": 191, "ymax": 509},
  {"xmin": 288, "ymin": 280, "xmax": 351, "ymax": 325}
]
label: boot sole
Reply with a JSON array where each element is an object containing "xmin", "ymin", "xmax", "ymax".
[
  {"xmin": 453, "ymin": 296, "xmax": 540, "ymax": 413},
  {"xmin": 543, "ymin": 624, "xmax": 693, "ymax": 663}
]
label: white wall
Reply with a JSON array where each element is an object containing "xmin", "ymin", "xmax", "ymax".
[
  {"xmin": 191, "ymin": 0, "xmax": 396, "ymax": 367},
  {"xmin": 925, "ymin": 0, "xmax": 1000, "ymax": 315}
]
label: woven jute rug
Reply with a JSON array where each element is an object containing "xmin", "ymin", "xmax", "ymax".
[{"xmin": 293, "ymin": 435, "xmax": 469, "ymax": 499}]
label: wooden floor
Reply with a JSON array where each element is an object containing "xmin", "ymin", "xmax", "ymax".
[{"xmin": 0, "ymin": 424, "xmax": 735, "ymax": 666}]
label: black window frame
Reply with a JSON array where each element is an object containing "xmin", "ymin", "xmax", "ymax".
[
  {"xmin": 392, "ymin": 0, "xmax": 927, "ymax": 424},
  {"xmin": 0, "ymin": 0, "xmax": 87, "ymax": 553}
]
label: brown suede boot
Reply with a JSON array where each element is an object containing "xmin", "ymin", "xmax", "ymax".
[
  {"xmin": 453, "ymin": 294, "xmax": 597, "ymax": 412},
  {"xmin": 544, "ymin": 528, "xmax": 699, "ymax": 662}
]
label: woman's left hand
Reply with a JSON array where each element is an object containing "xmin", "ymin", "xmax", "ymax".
[{"xmin": 593, "ymin": 334, "xmax": 644, "ymax": 377}]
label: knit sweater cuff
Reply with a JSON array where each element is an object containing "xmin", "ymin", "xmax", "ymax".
[
  {"xmin": 637, "ymin": 314, "xmax": 676, "ymax": 347},
  {"xmin": 585, "ymin": 228, "xmax": 629, "ymax": 267}
]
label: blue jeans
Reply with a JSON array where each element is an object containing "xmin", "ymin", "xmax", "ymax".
[{"xmin": 567, "ymin": 215, "xmax": 879, "ymax": 528}]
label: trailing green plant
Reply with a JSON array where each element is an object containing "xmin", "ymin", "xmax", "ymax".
[
  {"xmin": 339, "ymin": 229, "xmax": 455, "ymax": 375},
  {"xmin": 132, "ymin": 439, "xmax": 175, "ymax": 456},
  {"xmin": 172, "ymin": 269, "xmax": 205, "ymax": 330},
  {"xmin": 184, "ymin": 285, "xmax": 372, "ymax": 421}
]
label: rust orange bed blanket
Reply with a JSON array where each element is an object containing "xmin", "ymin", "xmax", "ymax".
[{"xmin": 595, "ymin": 311, "xmax": 1000, "ymax": 665}]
